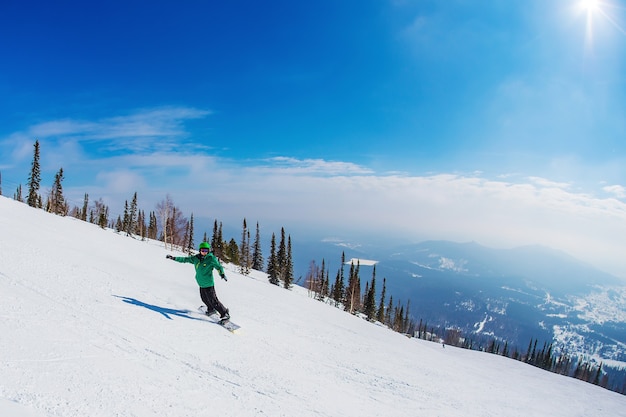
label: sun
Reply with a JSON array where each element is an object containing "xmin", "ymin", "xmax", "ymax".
[
  {"xmin": 576, "ymin": 0, "xmax": 626, "ymax": 42},
  {"xmin": 581, "ymin": 0, "xmax": 600, "ymax": 13}
]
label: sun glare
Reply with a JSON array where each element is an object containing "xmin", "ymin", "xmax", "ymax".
[
  {"xmin": 581, "ymin": 0, "xmax": 600, "ymax": 13},
  {"xmin": 576, "ymin": 0, "xmax": 626, "ymax": 48}
]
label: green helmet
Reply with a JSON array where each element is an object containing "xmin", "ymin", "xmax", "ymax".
[{"xmin": 198, "ymin": 242, "xmax": 211, "ymax": 251}]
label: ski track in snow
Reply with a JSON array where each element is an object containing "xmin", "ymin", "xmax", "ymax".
[{"xmin": 1, "ymin": 196, "xmax": 626, "ymax": 417}]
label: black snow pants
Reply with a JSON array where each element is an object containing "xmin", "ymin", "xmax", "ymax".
[{"xmin": 199, "ymin": 286, "xmax": 227, "ymax": 316}]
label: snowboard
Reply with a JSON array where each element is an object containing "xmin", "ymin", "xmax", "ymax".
[
  {"xmin": 197, "ymin": 306, "xmax": 241, "ymax": 333},
  {"xmin": 219, "ymin": 319, "xmax": 241, "ymax": 333}
]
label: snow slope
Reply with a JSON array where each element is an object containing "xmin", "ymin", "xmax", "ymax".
[{"xmin": 1, "ymin": 195, "xmax": 625, "ymax": 417}]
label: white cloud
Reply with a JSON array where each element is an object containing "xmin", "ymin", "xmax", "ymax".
[
  {"xmin": 4, "ymin": 110, "xmax": 626, "ymax": 279},
  {"xmin": 95, "ymin": 170, "xmax": 148, "ymax": 195},
  {"xmin": 0, "ymin": 106, "xmax": 212, "ymax": 166},
  {"xmin": 527, "ymin": 176, "xmax": 571, "ymax": 189},
  {"xmin": 264, "ymin": 157, "xmax": 373, "ymax": 175},
  {"xmin": 12, "ymin": 144, "xmax": 626, "ymax": 281},
  {"xmin": 74, "ymin": 154, "xmax": 624, "ymax": 278},
  {"xmin": 603, "ymin": 184, "xmax": 626, "ymax": 199}
]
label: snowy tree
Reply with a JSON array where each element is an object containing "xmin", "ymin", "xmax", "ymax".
[
  {"xmin": 211, "ymin": 220, "xmax": 224, "ymax": 259},
  {"xmin": 27, "ymin": 140, "xmax": 41, "ymax": 208},
  {"xmin": 186, "ymin": 213, "xmax": 195, "ymax": 253},
  {"xmin": 48, "ymin": 167, "xmax": 66, "ymax": 215},
  {"xmin": 363, "ymin": 266, "xmax": 377, "ymax": 321},
  {"xmin": 376, "ymin": 277, "xmax": 387, "ymax": 323},
  {"xmin": 283, "ymin": 234, "xmax": 294, "ymax": 289},
  {"xmin": 331, "ymin": 269, "xmax": 344, "ymax": 308},
  {"xmin": 252, "ymin": 221, "xmax": 264, "ymax": 271},
  {"xmin": 277, "ymin": 228, "xmax": 287, "ymax": 281},
  {"xmin": 81, "ymin": 193, "xmax": 89, "ymax": 221},
  {"xmin": 14, "ymin": 184, "xmax": 23, "ymax": 202},
  {"xmin": 127, "ymin": 192, "xmax": 138, "ymax": 236},
  {"xmin": 148, "ymin": 211, "xmax": 158, "ymax": 240},
  {"xmin": 137, "ymin": 209, "xmax": 147, "ymax": 240},
  {"xmin": 239, "ymin": 218, "xmax": 251, "ymax": 274},
  {"xmin": 316, "ymin": 259, "xmax": 329, "ymax": 300},
  {"xmin": 122, "ymin": 201, "xmax": 130, "ymax": 234},
  {"xmin": 225, "ymin": 238, "xmax": 239, "ymax": 264},
  {"xmin": 344, "ymin": 260, "xmax": 361, "ymax": 314},
  {"xmin": 267, "ymin": 233, "xmax": 279, "ymax": 285}
]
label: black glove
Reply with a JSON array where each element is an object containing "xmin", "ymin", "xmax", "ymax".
[
  {"xmin": 166, "ymin": 255, "xmax": 174, "ymax": 260},
  {"xmin": 220, "ymin": 273, "xmax": 227, "ymax": 281}
]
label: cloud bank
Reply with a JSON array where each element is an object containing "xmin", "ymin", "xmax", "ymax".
[{"xmin": 2, "ymin": 107, "xmax": 626, "ymax": 280}]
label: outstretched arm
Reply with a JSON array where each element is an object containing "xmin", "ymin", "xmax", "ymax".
[{"xmin": 166, "ymin": 254, "xmax": 196, "ymax": 264}]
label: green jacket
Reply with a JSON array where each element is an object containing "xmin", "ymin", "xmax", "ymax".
[{"xmin": 173, "ymin": 253, "xmax": 225, "ymax": 288}]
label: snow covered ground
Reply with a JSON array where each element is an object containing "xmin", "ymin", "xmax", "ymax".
[{"xmin": 1, "ymin": 195, "xmax": 625, "ymax": 417}]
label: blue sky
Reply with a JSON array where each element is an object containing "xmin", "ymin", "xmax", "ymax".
[{"xmin": 2, "ymin": 0, "xmax": 626, "ymax": 277}]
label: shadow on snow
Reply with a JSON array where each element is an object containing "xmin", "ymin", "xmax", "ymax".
[{"xmin": 113, "ymin": 295, "xmax": 202, "ymax": 321}]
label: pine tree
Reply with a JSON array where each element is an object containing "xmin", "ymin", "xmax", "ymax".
[
  {"xmin": 211, "ymin": 220, "xmax": 224, "ymax": 259},
  {"xmin": 252, "ymin": 221, "xmax": 264, "ymax": 271},
  {"xmin": 239, "ymin": 218, "xmax": 250, "ymax": 274},
  {"xmin": 340, "ymin": 251, "xmax": 345, "ymax": 288},
  {"xmin": 331, "ymin": 269, "xmax": 344, "ymax": 308},
  {"xmin": 393, "ymin": 303, "xmax": 404, "ymax": 332},
  {"xmin": 404, "ymin": 299, "xmax": 411, "ymax": 334},
  {"xmin": 122, "ymin": 200, "xmax": 130, "ymax": 235},
  {"xmin": 115, "ymin": 215, "xmax": 123, "ymax": 232},
  {"xmin": 14, "ymin": 184, "xmax": 23, "ymax": 202},
  {"xmin": 148, "ymin": 211, "xmax": 158, "ymax": 239},
  {"xmin": 27, "ymin": 140, "xmax": 41, "ymax": 208},
  {"xmin": 128, "ymin": 192, "xmax": 138, "ymax": 236},
  {"xmin": 137, "ymin": 210, "xmax": 147, "ymax": 240},
  {"xmin": 211, "ymin": 221, "xmax": 219, "ymax": 255},
  {"xmin": 542, "ymin": 343, "xmax": 553, "ymax": 370},
  {"xmin": 225, "ymin": 238, "xmax": 239, "ymax": 264},
  {"xmin": 92, "ymin": 198, "xmax": 109, "ymax": 229},
  {"xmin": 283, "ymin": 235, "xmax": 294, "ymax": 289},
  {"xmin": 49, "ymin": 167, "xmax": 66, "ymax": 215},
  {"xmin": 187, "ymin": 213, "xmax": 195, "ymax": 253},
  {"xmin": 385, "ymin": 295, "xmax": 393, "ymax": 325},
  {"xmin": 530, "ymin": 339, "xmax": 538, "ymax": 365},
  {"xmin": 81, "ymin": 193, "xmax": 89, "ymax": 221},
  {"xmin": 277, "ymin": 227, "xmax": 287, "ymax": 282},
  {"xmin": 376, "ymin": 277, "xmax": 387, "ymax": 323},
  {"xmin": 317, "ymin": 259, "xmax": 328, "ymax": 300},
  {"xmin": 267, "ymin": 233, "xmax": 279, "ymax": 285},
  {"xmin": 525, "ymin": 338, "xmax": 534, "ymax": 363},
  {"xmin": 362, "ymin": 281, "xmax": 369, "ymax": 309},
  {"xmin": 501, "ymin": 341, "xmax": 509, "ymax": 358},
  {"xmin": 322, "ymin": 265, "xmax": 330, "ymax": 300},
  {"xmin": 345, "ymin": 260, "xmax": 361, "ymax": 314},
  {"xmin": 364, "ymin": 266, "xmax": 377, "ymax": 321}
]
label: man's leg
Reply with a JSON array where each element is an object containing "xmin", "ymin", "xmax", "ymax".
[{"xmin": 204, "ymin": 286, "xmax": 228, "ymax": 318}]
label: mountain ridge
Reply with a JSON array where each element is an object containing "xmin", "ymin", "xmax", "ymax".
[{"xmin": 292, "ymin": 237, "xmax": 626, "ymax": 368}]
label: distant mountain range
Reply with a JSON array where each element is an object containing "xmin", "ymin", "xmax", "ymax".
[{"xmin": 291, "ymin": 239, "xmax": 626, "ymax": 368}]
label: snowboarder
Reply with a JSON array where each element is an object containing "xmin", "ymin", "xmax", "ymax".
[{"xmin": 166, "ymin": 242, "xmax": 230, "ymax": 322}]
